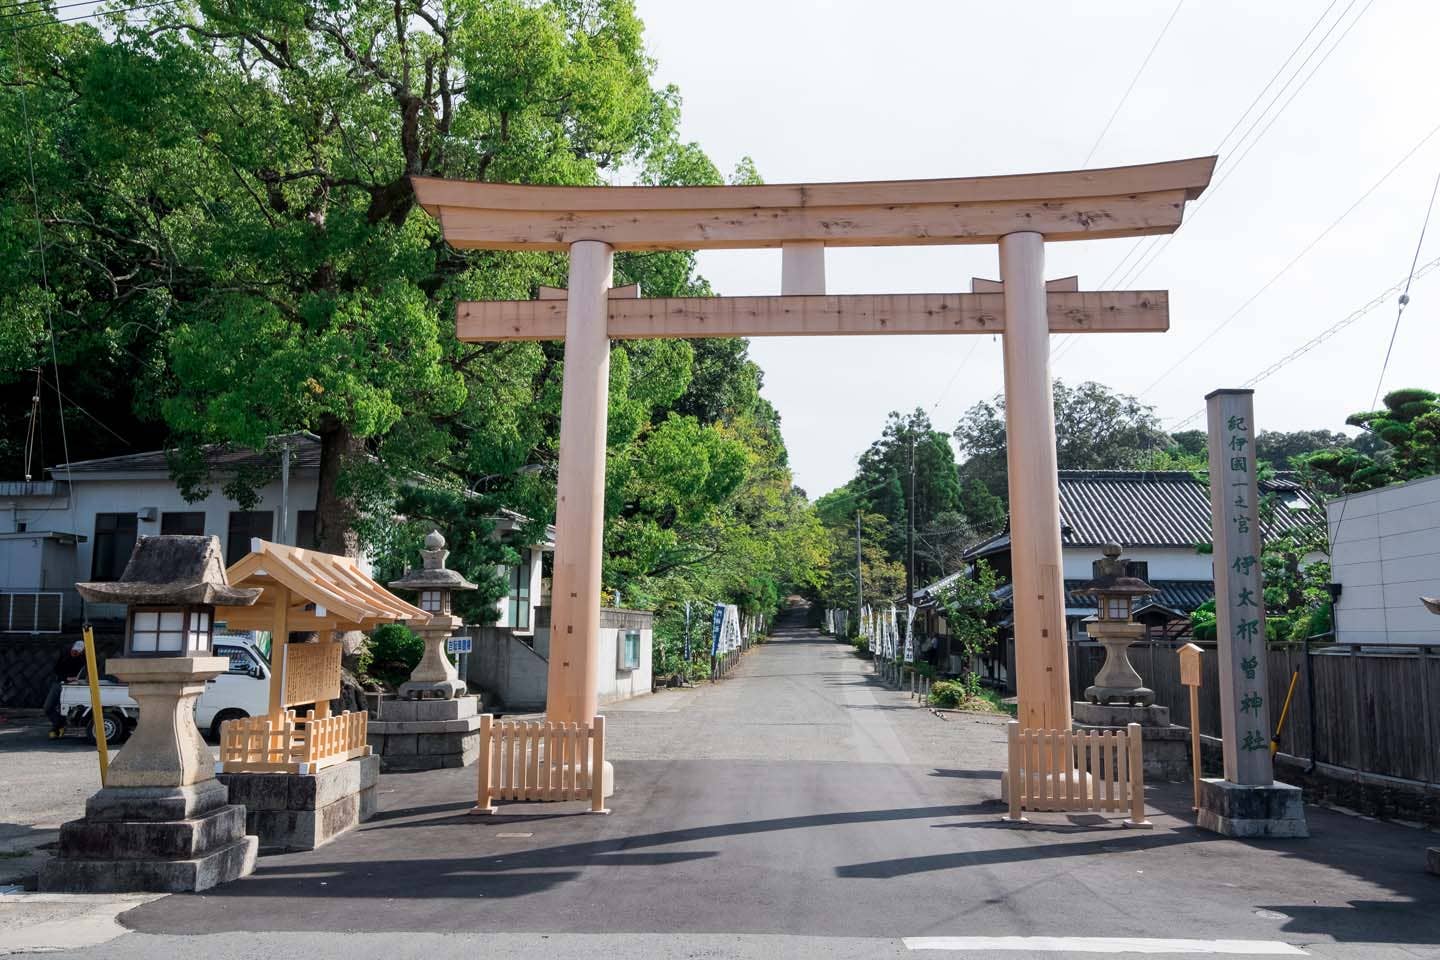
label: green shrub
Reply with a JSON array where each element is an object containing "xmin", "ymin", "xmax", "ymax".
[
  {"xmin": 360, "ymin": 623, "xmax": 426, "ymax": 689},
  {"xmin": 929, "ymin": 679, "xmax": 967, "ymax": 708}
]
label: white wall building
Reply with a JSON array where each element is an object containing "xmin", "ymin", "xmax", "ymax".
[
  {"xmin": 0, "ymin": 435, "xmax": 552, "ymax": 636},
  {"xmin": 1328, "ymin": 473, "xmax": 1440, "ymax": 645}
]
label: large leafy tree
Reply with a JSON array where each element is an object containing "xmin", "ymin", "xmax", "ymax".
[
  {"xmin": 954, "ymin": 379, "xmax": 1170, "ymax": 500},
  {"xmin": 3, "ymin": 0, "xmax": 680, "ymax": 556}
]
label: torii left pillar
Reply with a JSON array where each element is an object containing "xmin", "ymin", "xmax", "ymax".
[{"xmin": 548, "ymin": 240, "xmax": 612, "ymax": 730}]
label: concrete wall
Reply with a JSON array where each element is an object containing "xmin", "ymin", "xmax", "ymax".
[
  {"xmin": 464, "ymin": 608, "xmax": 653, "ymax": 711},
  {"xmin": 597, "ymin": 608, "xmax": 653, "ymax": 705},
  {"xmin": 1329, "ymin": 474, "xmax": 1440, "ymax": 645},
  {"xmin": 465, "ymin": 625, "xmax": 550, "ymax": 711}
]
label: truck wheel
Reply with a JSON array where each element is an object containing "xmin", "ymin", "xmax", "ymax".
[
  {"xmin": 210, "ymin": 709, "xmax": 248, "ymax": 742},
  {"xmin": 88, "ymin": 709, "xmax": 129, "ymax": 746}
]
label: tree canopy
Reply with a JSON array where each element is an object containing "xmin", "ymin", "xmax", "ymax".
[{"xmin": 2, "ymin": 0, "xmax": 823, "ymax": 659}]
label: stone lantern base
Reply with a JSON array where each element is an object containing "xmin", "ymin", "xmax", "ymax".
[
  {"xmin": 41, "ymin": 780, "xmax": 257, "ymax": 893},
  {"xmin": 369, "ymin": 694, "xmax": 484, "ymax": 771},
  {"xmin": 1072, "ymin": 701, "xmax": 1192, "ymax": 783}
]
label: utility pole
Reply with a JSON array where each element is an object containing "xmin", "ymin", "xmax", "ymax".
[
  {"xmin": 906, "ymin": 432, "xmax": 916, "ymax": 606},
  {"xmin": 855, "ymin": 511, "xmax": 864, "ymax": 634}
]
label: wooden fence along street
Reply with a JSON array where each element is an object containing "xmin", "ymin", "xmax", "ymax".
[
  {"xmin": 219, "ymin": 709, "xmax": 371, "ymax": 774},
  {"xmin": 1005, "ymin": 721, "xmax": 1150, "ymax": 827},
  {"xmin": 1068, "ymin": 640, "xmax": 1440, "ymax": 788},
  {"xmin": 473, "ymin": 714, "xmax": 608, "ymax": 814}
]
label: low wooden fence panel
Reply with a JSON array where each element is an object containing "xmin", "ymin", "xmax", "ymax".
[
  {"xmin": 474, "ymin": 714, "xmax": 607, "ymax": 814},
  {"xmin": 1068, "ymin": 639, "xmax": 1440, "ymax": 788},
  {"xmin": 1006, "ymin": 721, "xmax": 1149, "ymax": 827},
  {"xmin": 219, "ymin": 709, "xmax": 370, "ymax": 774}
]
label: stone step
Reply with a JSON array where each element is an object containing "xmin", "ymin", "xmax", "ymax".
[
  {"xmin": 41, "ymin": 835, "xmax": 257, "ymax": 894},
  {"xmin": 57, "ymin": 804, "xmax": 249, "ymax": 861}
]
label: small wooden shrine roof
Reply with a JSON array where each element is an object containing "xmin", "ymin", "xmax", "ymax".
[
  {"xmin": 411, "ymin": 156, "xmax": 1216, "ymax": 252},
  {"xmin": 222, "ymin": 539, "xmax": 429, "ymax": 633}
]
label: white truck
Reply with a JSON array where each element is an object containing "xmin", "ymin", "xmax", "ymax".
[{"xmin": 59, "ymin": 635, "xmax": 272, "ymax": 743}]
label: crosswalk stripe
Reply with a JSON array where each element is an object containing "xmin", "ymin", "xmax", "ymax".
[{"xmin": 902, "ymin": 936, "xmax": 1307, "ymax": 955}]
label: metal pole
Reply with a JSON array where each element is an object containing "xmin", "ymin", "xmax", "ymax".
[
  {"xmin": 279, "ymin": 441, "xmax": 291, "ymax": 544},
  {"xmin": 855, "ymin": 511, "xmax": 864, "ymax": 636},
  {"xmin": 81, "ymin": 624, "xmax": 108, "ymax": 785},
  {"xmin": 906, "ymin": 433, "xmax": 915, "ymax": 606}
]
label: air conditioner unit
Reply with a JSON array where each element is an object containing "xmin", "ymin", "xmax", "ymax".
[{"xmin": 137, "ymin": 506, "xmax": 158, "ymax": 522}]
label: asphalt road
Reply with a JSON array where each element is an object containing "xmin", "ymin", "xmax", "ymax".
[{"xmin": 7, "ymin": 607, "xmax": 1439, "ymax": 959}]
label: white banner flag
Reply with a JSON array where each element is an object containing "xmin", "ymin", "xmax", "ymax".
[{"xmin": 904, "ymin": 604, "xmax": 917, "ymax": 663}]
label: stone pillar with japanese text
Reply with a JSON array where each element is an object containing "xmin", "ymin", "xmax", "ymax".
[
  {"xmin": 1197, "ymin": 389, "xmax": 1308, "ymax": 838},
  {"xmin": 1205, "ymin": 390, "xmax": 1272, "ymax": 786}
]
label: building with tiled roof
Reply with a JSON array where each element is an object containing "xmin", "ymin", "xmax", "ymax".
[{"xmin": 911, "ymin": 469, "xmax": 1325, "ymax": 688}]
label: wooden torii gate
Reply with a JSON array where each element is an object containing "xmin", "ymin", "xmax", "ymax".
[{"xmin": 413, "ymin": 157, "xmax": 1215, "ymax": 744}]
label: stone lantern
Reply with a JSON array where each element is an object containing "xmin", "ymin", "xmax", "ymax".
[
  {"xmin": 1072, "ymin": 543, "xmax": 1191, "ymax": 783},
  {"xmin": 41, "ymin": 535, "xmax": 261, "ymax": 892},
  {"xmin": 370, "ymin": 530, "xmax": 484, "ymax": 771},
  {"xmin": 1080, "ymin": 543, "xmax": 1159, "ymax": 706},
  {"xmin": 389, "ymin": 529, "xmax": 477, "ymax": 700}
]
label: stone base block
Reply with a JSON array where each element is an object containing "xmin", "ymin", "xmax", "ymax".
[
  {"xmin": 217, "ymin": 754, "xmax": 379, "ymax": 853},
  {"xmin": 41, "ymin": 780, "xmax": 257, "ymax": 893},
  {"xmin": 398, "ymin": 678, "xmax": 467, "ymax": 700},
  {"xmin": 40, "ymin": 835, "xmax": 257, "ymax": 894},
  {"xmin": 1073, "ymin": 701, "xmax": 1171, "ymax": 727},
  {"xmin": 370, "ymin": 713, "xmax": 482, "ymax": 773},
  {"xmin": 1197, "ymin": 778, "xmax": 1309, "ymax": 838},
  {"xmin": 1073, "ymin": 720, "xmax": 1191, "ymax": 782},
  {"xmin": 84, "ymin": 780, "xmax": 231, "ymax": 822},
  {"xmin": 379, "ymin": 695, "xmax": 480, "ymax": 723},
  {"xmin": 1426, "ymin": 847, "xmax": 1439, "ymax": 876}
]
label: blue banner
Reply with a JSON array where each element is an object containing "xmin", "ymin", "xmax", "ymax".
[{"xmin": 710, "ymin": 602, "xmax": 725, "ymax": 656}]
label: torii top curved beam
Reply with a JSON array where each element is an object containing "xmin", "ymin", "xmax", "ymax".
[{"xmin": 411, "ymin": 156, "xmax": 1215, "ymax": 252}]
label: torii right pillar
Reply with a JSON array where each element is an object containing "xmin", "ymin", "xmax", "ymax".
[{"xmin": 999, "ymin": 231, "xmax": 1072, "ymax": 733}]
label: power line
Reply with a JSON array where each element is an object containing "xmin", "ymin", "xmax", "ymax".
[
  {"xmin": 1053, "ymin": 0, "xmax": 1186, "ymax": 363},
  {"xmin": 1055, "ymin": 0, "xmax": 1355, "ymax": 370},
  {"xmin": 1112, "ymin": 0, "xmax": 1374, "ymax": 291},
  {"xmin": 1080, "ymin": 0, "xmax": 1185, "ymax": 168},
  {"xmin": 0, "ymin": 0, "xmax": 107, "ymax": 19},
  {"xmin": 1138, "ymin": 116, "xmax": 1440, "ymax": 398},
  {"xmin": 1371, "ymin": 162, "xmax": 1440, "ymax": 409},
  {"xmin": 0, "ymin": 0, "xmax": 168, "ymax": 32},
  {"xmin": 1165, "ymin": 255, "xmax": 1440, "ymax": 429}
]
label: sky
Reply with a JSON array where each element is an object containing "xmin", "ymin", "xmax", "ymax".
[{"xmin": 630, "ymin": 0, "xmax": 1440, "ymax": 498}]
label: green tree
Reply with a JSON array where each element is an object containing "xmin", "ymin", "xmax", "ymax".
[
  {"xmin": 933, "ymin": 559, "xmax": 1003, "ymax": 698},
  {"xmin": 1255, "ymin": 429, "xmax": 1354, "ymax": 470},
  {"xmin": 954, "ymin": 380, "xmax": 1170, "ymax": 500},
  {"xmin": 1300, "ymin": 389, "xmax": 1440, "ymax": 493}
]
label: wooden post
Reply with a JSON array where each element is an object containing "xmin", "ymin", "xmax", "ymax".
[
  {"xmin": 472, "ymin": 713, "xmax": 495, "ymax": 814},
  {"xmin": 999, "ymin": 231, "xmax": 1071, "ymax": 733},
  {"xmin": 1003, "ymin": 720, "xmax": 1027, "ymax": 822},
  {"xmin": 267, "ymin": 584, "xmax": 290, "ymax": 720},
  {"xmin": 589, "ymin": 715, "xmax": 609, "ymax": 814},
  {"xmin": 781, "ymin": 241, "xmax": 826, "ymax": 295},
  {"xmin": 547, "ymin": 240, "xmax": 613, "ymax": 727},
  {"xmin": 1123, "ymin": 722, "xmax": 1153, "ymax": 828},
  {"xmin": 1205, "ymin": 389, "xmax": 1274, "ymax": 786},
  {"xmin": 1178, "ymin": 642, "xmax": 1203, "ymax": 811}
]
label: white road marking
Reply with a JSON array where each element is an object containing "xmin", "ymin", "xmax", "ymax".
[{"xmin": 903, "ymin": 936, "xmax": 1307, "ymax": 955}]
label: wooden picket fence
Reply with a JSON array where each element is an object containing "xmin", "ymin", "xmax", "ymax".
[
  {"xmin": 473, "ymin": 714, "xmax": 608, "ymax": 814},
  {"xmin": 219, "ymin": 709, "xmax": 371, "ymax": 774},
  {"xmin": 1005, "ymin": 721, "xmax": 1150, "ymax": 827}
]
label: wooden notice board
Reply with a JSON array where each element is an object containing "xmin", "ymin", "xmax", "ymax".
[{"xmin": 283, "ymin": 642, "xmax": 342, "ymax": 708}]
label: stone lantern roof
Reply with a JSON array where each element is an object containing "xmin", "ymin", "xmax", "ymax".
[
  {"xmin": 388, "ymin": 530, "xmax": 478, "ymax": 593},
  {"xmin": 1076, "ymin": 543, "xmax": 1160, "ymax": 599},
  {"xmin": 74, "ymin": 535, "xmax": 261, "ymax": 607}
]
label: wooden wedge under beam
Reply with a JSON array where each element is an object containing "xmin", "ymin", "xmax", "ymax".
[
  {"xmin": 456, "ymin": 291, "xmax": 1168, "ymax": 342},
  {"xmin": 414, "ymin": 157, "xmax": 1215, "ymax": 252}
]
